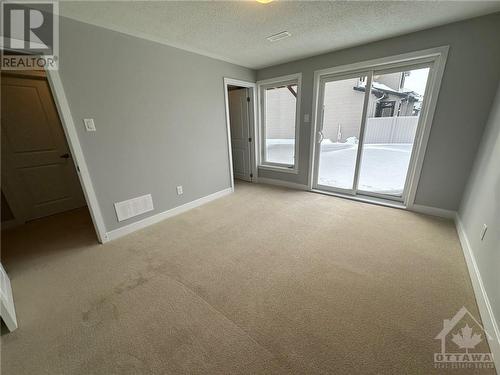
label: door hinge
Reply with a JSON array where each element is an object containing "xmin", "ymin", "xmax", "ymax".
[
  {"xmin": 247, "ymin": 97, "xmax": 250, "ymax": 102},
  {"xmin": 248, "ymin": 137, "xmax": 252, "ymax": 142}
]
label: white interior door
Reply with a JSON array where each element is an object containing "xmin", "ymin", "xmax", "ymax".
[
  {"xmin": 228, "ymin": 88, "xmax": 252, "ymax": 181},
  {"xmin": 1, "ymin": 74, "xmax": 86, "ymax": 222}
]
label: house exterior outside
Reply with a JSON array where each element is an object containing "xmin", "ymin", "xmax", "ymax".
[
  {"xmin": 322, "ymin": 71, "xmax": 423, "ymax": 143},
  {"xmin": 265, "ymin": 70, "xmax": 425, "ymax": 145}
]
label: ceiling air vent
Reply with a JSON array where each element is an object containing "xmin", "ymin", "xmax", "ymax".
[{"xmin": 266, "ymin": 31, "xmax": 291, "ymax": 42}]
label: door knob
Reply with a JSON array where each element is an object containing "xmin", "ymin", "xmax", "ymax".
[{"xmin": 60, "ymin": 153, "xmax": 70, "ymax": 159}]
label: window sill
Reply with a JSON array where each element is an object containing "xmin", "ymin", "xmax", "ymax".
[{"xmin": 258, "ymin": 164, "xmax": 299, "ymax": 174}]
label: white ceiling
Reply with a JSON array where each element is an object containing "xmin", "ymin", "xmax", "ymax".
[{"xmin": 60, "ymin": 1, "xmax": 500, "ymax": 69}]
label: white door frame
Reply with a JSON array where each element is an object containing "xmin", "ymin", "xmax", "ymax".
[
  {"xmin": 0, "ymin": 263, "xmax": 18, "ymax": 332},
  {"xmin": 45, "ymin": 70, "xmax": 108, "ymax": 242},
  {"xmin": 309, "ymin": 46, "xmax": 449, "ymax": 209},
  {"xmin": 1, "ymin": 44, "xmax": 108, "ymax": 243},
  {"xmin": 223, "ymin": 77, "xmax": 257, "ymax": 189}
]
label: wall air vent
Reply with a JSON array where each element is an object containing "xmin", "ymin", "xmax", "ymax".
[
  {"xmin": 114, "ymin": 194, "xmax": 154, "ymax": 222},
  {"xmin": 266, "ymin": 31, "xmax": 291, "ymax": 42}
]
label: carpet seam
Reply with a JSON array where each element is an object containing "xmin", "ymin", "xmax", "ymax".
[{"xmin": 164, "ymin": 273, "xmax": 320, "ymax": 374}]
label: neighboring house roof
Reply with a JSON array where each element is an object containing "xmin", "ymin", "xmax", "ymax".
[{"xmin": 354, "ymin": 81, "xmax": 421, "ymax": 101}]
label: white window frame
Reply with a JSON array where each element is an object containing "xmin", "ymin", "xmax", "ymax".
[
  {"xmin": 257, "ymin": 73, "xmax": 302, "ymax": 174},
  {"xmin": 308, "ymin": 46, "xmax": 449, "ymax": 209}
]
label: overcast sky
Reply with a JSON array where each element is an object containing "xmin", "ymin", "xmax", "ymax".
[{"xmin": 403, "ymin": 67, "xmax": 430, "ymax": 96}]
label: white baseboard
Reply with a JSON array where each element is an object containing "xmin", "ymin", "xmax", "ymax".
[
  {"xmin": 106, "ymin": 187, "xmax": 233, "ymax": 241},
  {"xmin": 409, "ymin": 204, "xmax": 456, "ymax": 219},
  {"xmin": 455, "ymin": 214, "xmax": 500, "ymax": 374},
  {"xmin": 256, "ymin": 177, "xmax": 309, "ymax": 191}
]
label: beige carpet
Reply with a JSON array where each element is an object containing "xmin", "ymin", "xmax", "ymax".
[{"xmin": 1, "ymin": 182, "xmax": 494, "ymax": 374}]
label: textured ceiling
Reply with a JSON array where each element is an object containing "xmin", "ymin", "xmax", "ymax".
[{"xmin": 60, "ymin": 1, "xmax": 500, "ymax": 69}]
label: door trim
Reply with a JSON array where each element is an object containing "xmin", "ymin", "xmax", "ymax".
[
  {"xmin": 308, "ymin": 46, "xmax": 449, "ymax": 209},
  {"xmin": 2, "ymin": 42, "xmax": 108, "ymax": 243},
  {"xmin": 45, "ymin": 70, "xmax": 108, "ymax": 243},
  {"xmin": 223, "ymin": 77, "xmax": 257, "ymax": 188}
]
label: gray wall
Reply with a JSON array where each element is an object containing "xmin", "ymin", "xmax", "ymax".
[
  {"xmin": 58, "ymin": 17, "xmax": 255, "ymax": 231},
  {"xmin": 256, "ymin": 13, "xmax": 500, "ymax": 211},
  {"xmin": 459, "ymin": 81, "xmax": 500, "ymax": 328}
]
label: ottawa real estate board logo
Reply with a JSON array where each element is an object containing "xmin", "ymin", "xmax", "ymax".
[
  {"xmin": 1, "ymin": 1, "xmax": 59, "ymax": 70},
  {"xmin": 434, "ymin": 306, "xmax": 495, "ymax": 370}
]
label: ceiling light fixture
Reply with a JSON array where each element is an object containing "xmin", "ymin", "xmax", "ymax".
[
  {"xmin": 256, "ymin": 0, "xmax": 273, "ymax": 3},
  {"xmin": 266, "ymin": 31, "xmax": 291, "ymax": 42}
]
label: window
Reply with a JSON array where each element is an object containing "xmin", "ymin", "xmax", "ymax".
[
  {"xmin": 258, "ymin": 74, "xmax": 301, "ymax": 172},
  {"xmin": 375, "ymin": 101, "xmax": 396, "ymax": 117}
]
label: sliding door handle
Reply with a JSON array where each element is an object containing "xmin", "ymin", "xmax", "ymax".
[{"xmin": 317, "ymin": 131, "xmax": 324, "ymax": 143}]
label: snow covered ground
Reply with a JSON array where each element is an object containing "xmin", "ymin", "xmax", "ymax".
[
  {"xmin": 266, "ymin": 139, "xmax": 413, "ymax": 196},
  {"xmin": 318, "ymin": 143, "xmax": 412, "ymax": 195},
  {"xmin": 265, "ymin": 139, "xmax": 296, "ymax": 165}
]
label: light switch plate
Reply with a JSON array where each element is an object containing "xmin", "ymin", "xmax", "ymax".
[
  {"xmin": 83, "ymin": 118, "xmax": 96, "ymax": 132},
  {"xmin": 480, "ymin": 224, "xmax": 488, "ymax": 241},
  {"xmin": 304, "ymin": 114, "xmax": 310, "ymax": 123},
  {"xmin": 177, "ymin": 186, "xmax": 183, "ymax": 195}
]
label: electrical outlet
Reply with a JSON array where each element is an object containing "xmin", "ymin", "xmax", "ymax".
[
  {"xmin": 480, "ymin": 224, "xmax": 488, "ymax": 241},
  {"xmin": 176, "ymin": 185, "xmax": 183, "ymax": 195}
]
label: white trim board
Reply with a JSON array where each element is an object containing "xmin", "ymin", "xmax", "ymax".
[
  {"xmin": 410, "ymin": 204, "xmax": 456, "ymax": 219},
  {"xmin": 455, "ymin": 215, "xmax": 500, "ymax": 374},
  {"xmin": 106, "ymin": 187, "xmax": 233, "ymax": 241},
  {"xmin": 223, "ymin": 77, "xmax": 258, "ymax": 186},
  {"xmin": 0, "ymin": 263, "xmax": 18, "ymax": 332},
  {"xmin": 255, "ymin": 177, "xmax": 309, "ymax": 191},
  {"xmin": 45, "ymin": 70, "xmax": 108, "ymax": 243},
  {"xmin": 257, "ymin": 177, "xmax": 459, "ymax": 218},
  {"xmin": 311, "ymin": 188, "xmax": 407, "ymax": 210},
  {"xmin": 256, "ymin": 73, "xmax": 302, "ymax": 175}
]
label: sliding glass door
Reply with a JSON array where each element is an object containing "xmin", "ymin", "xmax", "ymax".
[
  {"xmin": 313, "ymin": 63, "xmax": 432, "ymax": 202},
  {"xmin": 357, "ymin": 66, "xmax": 430, "ymax": 198},
  {"xmin": 316, "ymin": 72, "xmax": 371, "ymax": 193}
]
